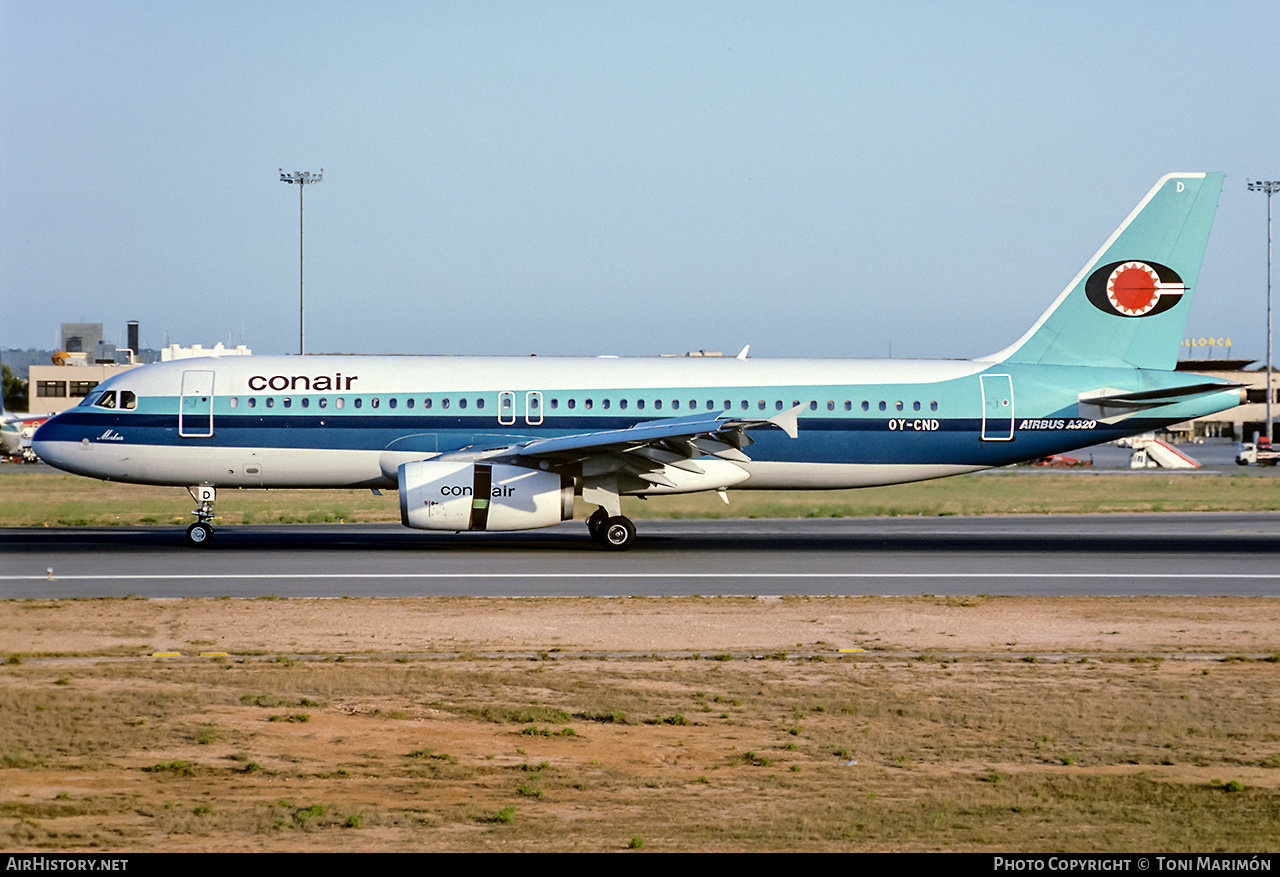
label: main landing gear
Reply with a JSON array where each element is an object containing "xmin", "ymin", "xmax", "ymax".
[
  {"xmin": 586, "ymin": 506, "xmax": 636, "ymax": 551},
  {"xmin": 186, "ymin": 485, "xmax": 216, "ymax": 547}
]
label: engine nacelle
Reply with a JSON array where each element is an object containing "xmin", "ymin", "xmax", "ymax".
[{"xmin": 399, "ymin": 461, "xmax": 574, "ymax": 531}]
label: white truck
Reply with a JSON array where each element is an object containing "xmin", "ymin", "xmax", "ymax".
[{"xmin": 1236, "ymin": 437, "xmax": 1279, "ymax": 466}]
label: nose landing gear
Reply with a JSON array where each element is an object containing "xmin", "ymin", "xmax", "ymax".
[{"xmin": 186, "ymin": 485, "xmax": 216, "ymax": 547}]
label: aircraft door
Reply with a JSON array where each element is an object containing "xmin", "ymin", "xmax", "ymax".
[
  {"xmin": 179, "ymin": 370, "xmax": 215, "ymax": 438},
  {"xmin": 496, "ymin": 391, "xmax": 544, "ymax": 426},
  {"xmin": 525, "ymin": 391, "xmax": 543, "ymax": 426},
  {"xmin": 980, "ymin": 374, "xmax": 1014, "ymax": 441}
]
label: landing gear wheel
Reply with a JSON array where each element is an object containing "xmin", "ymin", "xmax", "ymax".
[
  {"xmin": 586, "ymin": 508, "xmax": 609, "ymax": 540},
  {"xmin": 597, "ymin": 515, "xmax": 636, "ymax": 551},
  {"xmin": 186, "ymin": 522, "xmax": 214, "ymax": 547}
]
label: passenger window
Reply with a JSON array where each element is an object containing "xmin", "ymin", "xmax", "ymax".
[
  {"xmin": 653, "ymin": 400, "xmax": 661, "ymax": 410},
  {"xmin": 585, "ymin": 399, "xmax": 593, "ymax": 410},
  {"xmin": 248, "ymin": 397, "xmax": 256, "ymax": 409},
  {"xmin": 389, "ymin": 398, "xmax": 397, "ymax": 409},
  {"xmin": 672, "ymin": 400, "xmax": 680, "ymax": 410},
  {"xmin": 476, "ymin": 398, "xmax": 484, "ymax": 409},
  {"xmin": 758, "ymin": 400, "xmax": 766, "ymax": 411},
  {"xmin": 637, "ymin": 399, "xmax": 645, "ymax": 410},
  {"xmin": 913, "ymin": 401, "xmax": 921, "ymax": 412},
  {"xmin": 301, "ymin": 398, "xmax": 309, "ymax": 408},
  {"xmin": 371, "ymin": 397, "xmax": 380, "ymax": 409},
  {"xmin": 335, "ymin": 398, "xmax": 344, "ymax": 409},
  {"xmin": 283, "ymin": 398, "xmax": 291, "ymax": 408},
  {"xmin": 895, "ymin": 401, "xmax": 904, "ymax": 411},
  {"xmin": 844, "ymin": 401, "xmax": 852, "ymax": 411},
  {"xmin": 930, "ymin": 401, "xmax": 939, "ymax": 412},
  {"xmin": 861, "ymin": 401, "xmax": 869, "ymax": 411},
  {"xmin": 827, "ymin": 401, "xmax": 834, "ymax": 411},
  {"xmin": 266, "ymin": 398, "xmax": 275, "ymax": 409},
  {"xmin": 406, "ymin": 398, "xmax": 414, "ymax": 409},
  {"xmin": 230, "ymin": 397, "xmax": 239, "ymax": 409},
  {"xmin": 740, "ymin": 400, "xmax": 749, "ymax": 410},
  {"xmin": 550, "ymin": 398, "xmax": 559, "ymax": 410},
  {"xmin": 424, "ymin": 398, "xmax": 432, "ymax": 409},
  {"xmin": 354, "ymin": 398, "xmax": 361, "ymax": 409},
  {"xmin": 567, "ymin": 399, "xmax": 576, "ymax": 409},
  {"xmin": 459, "ymin": 398, "xmax": 467, "ymax": 409},
  {"xmin": 620, "ymin": 399, "xmax": 628, "ymax": 410},
  {"xmin": 442, "ymin": 398, "xmax": 449, "ymax": 409},
  {"xmin": 601, "ymin": 399, "xmax": 611, "ymax": 410},
  {"xmin": 808, "ymin": 401, "xmax": 817, "ymax": 411},
  {"xmin": 318, "ymin": 398, "xmax": 327, "ymax": 409},
  {"xmin": 775, "ymin": 400, "xmax": 783, "ymax": 411},
  {"xmin": 878, "ymin": 401, "xmax": 886, "ymax": 411}
]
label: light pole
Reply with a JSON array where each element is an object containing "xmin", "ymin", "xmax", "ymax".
[
  {"xmin": 1247, "ymin": 179, "xmax": 1278, "ymax": 442},
  {"xmin": 279, "ymin": 169, "xmax": 323, "ymax": 355}
]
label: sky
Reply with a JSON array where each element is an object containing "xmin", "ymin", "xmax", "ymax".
[{"xmin": 2, "ymin": 1, "xmax": 1278, "ymax": 363}]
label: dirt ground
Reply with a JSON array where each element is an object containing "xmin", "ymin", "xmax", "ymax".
[
  {"xmin": 3, "ymin": 596, "xmax": 1279, "ymax": 852},
  {"xmin": 7, "ymin": 594, "xmax": 1279, "ymax": 657}
]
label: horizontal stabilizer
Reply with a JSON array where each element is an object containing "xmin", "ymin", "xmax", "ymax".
[
  {"xmin": 1080, "ymin": 382, "xmax": 1243, "ymax": 409},
  {"xmin": 1078, "ymin": 382, "xmax": 1244, "ymax": 424}
]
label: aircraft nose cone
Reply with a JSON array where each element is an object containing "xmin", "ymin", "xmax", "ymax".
[{"xmin": 31, "ymin": 415, "xmax": 72, "ymax": 470}]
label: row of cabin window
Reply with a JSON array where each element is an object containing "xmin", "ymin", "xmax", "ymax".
[
  {"xmin": 548, "ymin": 398, "xmax": 940, "ymax": 413},
  {"xmin": 224, "ymin": 395, "xmax": 941, "ymax": 414},
  {"xmin": 227, "ymin": 396, "xmax": 488, "ymax": 410}
]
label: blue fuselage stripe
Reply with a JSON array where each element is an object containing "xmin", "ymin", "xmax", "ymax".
[{"xmin": 35, "ymin": 409, "xmax": 1173, "ymax": 466}]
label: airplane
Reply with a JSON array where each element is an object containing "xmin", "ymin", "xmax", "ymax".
[
  {"xmin": 33, "ymin": 172, "xmax": 1245, "ymax": 550},
  {"xmin": 1, "ymin": 396, "xmax": 53, "ymax": 463}
]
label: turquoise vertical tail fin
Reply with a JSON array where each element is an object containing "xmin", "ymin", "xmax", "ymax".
[{"xmin": 982, "ymin": 172, "xmax": 1224, "ymax": 370}]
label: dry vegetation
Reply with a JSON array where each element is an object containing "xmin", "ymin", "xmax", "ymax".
[{"xmin": 2, "ymin": 596, "xmax": 1278, "ymax": 852}]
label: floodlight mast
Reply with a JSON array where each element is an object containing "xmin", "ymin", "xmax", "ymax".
[
  {"xmin": 1247, "ymin": 179, "xmax": 1278, "ymax": 442},
  {"xmin": 279, "ymin": 169, "xmax": 324, "ymax": 355}
]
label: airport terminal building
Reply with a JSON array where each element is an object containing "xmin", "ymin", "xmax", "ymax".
[
  {"xmin": 1171, "ymin": 360, "xmax": 1276, "ymax": 442},
  {"xmin": 25, "ymin": 322, "xmax": 252, "ymax": 415}
]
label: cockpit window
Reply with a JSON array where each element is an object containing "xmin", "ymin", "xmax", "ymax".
[{"xmin": 88, "ymin": 390, "xmax": 136, "ymax": 410}]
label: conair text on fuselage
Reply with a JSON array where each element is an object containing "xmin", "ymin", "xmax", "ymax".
[{"xmin": 247, "ymin": 374, "xmax": 358, "ymax": 392}]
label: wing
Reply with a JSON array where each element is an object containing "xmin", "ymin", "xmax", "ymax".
[{"xmin": 434, "ymin": 405, "xmax": 802, "ymax": 491}]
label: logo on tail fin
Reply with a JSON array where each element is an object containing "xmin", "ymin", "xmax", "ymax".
[{"xmin": 1085, "ymin": 260, "xmax": 1186, "ymax": 318}]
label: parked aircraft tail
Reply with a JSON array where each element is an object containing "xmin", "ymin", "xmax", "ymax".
[{"xmin": 983, "ymin": 172, "xmax": 1224, "ymax": 370}]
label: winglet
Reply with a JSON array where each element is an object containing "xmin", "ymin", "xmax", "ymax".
[
  {"xmin": 736, "ymin": 345, "xmax": 750, "ymax": 360},
  {"xmin": 767, "ymin": 404, "xmax": 804, "ymax": 439}
]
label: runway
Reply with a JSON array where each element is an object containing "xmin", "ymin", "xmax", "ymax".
[{"xmin": 3, "ymin": 513, "xmax": 1280, "ymax": 598}]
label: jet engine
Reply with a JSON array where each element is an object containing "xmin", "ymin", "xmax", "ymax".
[{"xmin": 399, "ymin": 461, "xmax": 574, "ymax": 531}]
